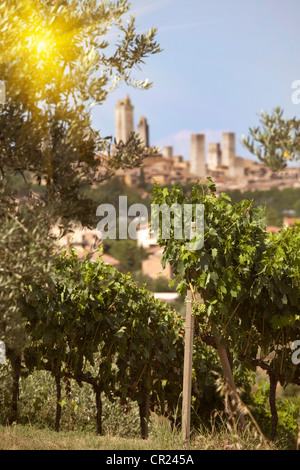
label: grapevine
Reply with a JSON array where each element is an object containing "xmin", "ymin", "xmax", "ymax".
[{"xmin": 152, "ymin": 178, "xmax": 300, "ymax": 439}]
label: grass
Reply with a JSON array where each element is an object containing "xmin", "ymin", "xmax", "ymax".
[
  {"xmin": 1, "ymin": 368, "xmax": 297, "ymax": 450},
  {"xmin": 0, "ymin": 425, "xmax": 158, "ymax": 451},
  {"xmin": 0, "ymin": 414, "xmax": 283, "ymax": 451}
]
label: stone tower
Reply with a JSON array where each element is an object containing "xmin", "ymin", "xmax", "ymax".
[
  {"xmin": 162, "ymin": 146, "xmax": 173, "ymax": 159},
  {"xmin": 115, "ymin": 95, "xmax": 134, "ymax": 143},
  {"xmin": 208, "ymin": 143, "xmax": 221, "ymax": 171},
  {"xmin": 222, "ymin": 132, "xmax": 236, "ymax": 167},
  {"xmin": 190, "ymin": 133, "xmax": 206, "ymax": 178},
  {"xmin": 137, "ymin": 116, "xmax": 149, "ymax": 147}
]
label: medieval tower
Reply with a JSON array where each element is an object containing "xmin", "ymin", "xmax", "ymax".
[
  {"xmin": 115, "ymin": 95, "xmax": 134, "ymax": 143},
  {"xmin": 162, "ymin": 146, "xmax": 173, "ymax": 159},
  {"xmin": 221, "ymin": 132, "xmax": 236, "ymax": 167},
  {"xmin": 190, "ymin": 133, "xmax": 206, "ymax": 178},
  {"xmin": 208, "ymin": 142, "xmax": 221, "ymax": 171},
  {"xmin": 137, "ymin": 116, "xmax": 149, "ymax": 147}
]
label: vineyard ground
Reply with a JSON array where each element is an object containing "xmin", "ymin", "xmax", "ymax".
[{"xmin": 0, "ymin": 420, "xmax": 282, "ymax": 451}]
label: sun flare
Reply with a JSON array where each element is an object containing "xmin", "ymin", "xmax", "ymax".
[{"xmin": 26, "ymin": 31, "xmax": 56, "ymax": 58}]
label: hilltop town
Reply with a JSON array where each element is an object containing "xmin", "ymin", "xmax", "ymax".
[
  {"xmin": 58, "ymin": 96, "xmax": 300, "ymax": 293},
  {"xmin": 112, "ymin": 96, "xmax": 300, "ymax": 192}
]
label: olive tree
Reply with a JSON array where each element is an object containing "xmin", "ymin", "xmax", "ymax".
[{"xmin": 0, "ymin": 0, "xmax": 160, "ymax": 422}]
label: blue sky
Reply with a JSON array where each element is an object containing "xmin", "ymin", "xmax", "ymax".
[{"xmin": 92, "ymin": 0, "xmax": 300, "ymax": 162}]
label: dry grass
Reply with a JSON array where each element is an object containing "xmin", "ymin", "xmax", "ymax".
[
  {"xmin": 0, "ymin": 414, "xmax": 282, "ymax": 451},
  {"xmin": 0, "ymin": 425, "xmax": 155, "ymax": 451}
]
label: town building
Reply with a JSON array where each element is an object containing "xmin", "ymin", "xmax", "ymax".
[
  {"xmin": 59, "ymin": 97, "xmax": 300, "ymax": 288},
  {"xmin": 111, "ymin": 96, "xmax": 300, "ymax": 193}
]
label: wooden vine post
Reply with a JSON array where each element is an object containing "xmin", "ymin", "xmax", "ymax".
[
  {"xmin": 182, "ymin": 222, "xmax": 202, "ymax": 448},
  {"xmin": 182, "ymin": 288, "xmax": 194, "ymax": 449},
  {"xmin": 181, "ymin": 292, "xmax": 246, "ymax": 447},
  {"xmin": 181, "ymin": 220, "xmax": 247, "ymax": 448}
]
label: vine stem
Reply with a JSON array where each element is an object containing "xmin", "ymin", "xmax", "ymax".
[
  {"xmin": 213, "ymin": 332, "xmax": 247, "ymax": 432},
  {"xmin": 187, "ymin": 273, "xmax": 247, "ymax": 433},
  {"xmin": 222, "ymin": 302, "xmax": 240, "ymax": 336},
  {"xmin": 280, "ymin": 330, "xmax": 285, "ymax": 376},
  {"xmin": 187, "ymin": 274, "xmax": 196, "ymax": 303},
  {"xmin": 231, "ymin": 384, "xmax": 270, "ymax": 448},
  {"xmin": 243, "ymin": 310, "xmax": 256, "ymax": 356},
  {"xmin": 269, "ymin": 373, "xmax": 278, "ymax": 441},
  {"xmin": 136, "ymin": 363, "xmax": 147, "ymax": 387}
]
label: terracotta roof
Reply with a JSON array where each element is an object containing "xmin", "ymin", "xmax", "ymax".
[
  {"xmin": 283, "ymin": 217, "xmax": 300, "ymax": 226},
  {"xmin": 267, "ymin": 226, "xmax": 282, "ymax": 233},
  {"xmin": 100, "ymin": 253, "xmax": 120, "ymax": 266}
]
